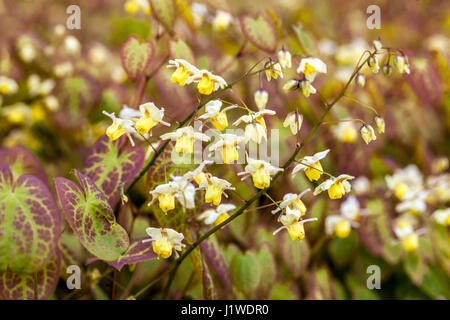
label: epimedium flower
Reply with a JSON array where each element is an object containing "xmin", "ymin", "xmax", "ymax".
[
  {"xmin": 373, "ymin": 39, "xmax": 383, "ymax": 52},
  {"xmin": 368, "ymin": 56, "xmax": 380, "ymax": 73},
  {"xmin": 283, "ymin": 111, "xmax": 303, "ymax": 135},
  {"xmin": 233, "ymin": 109, "xmax": 276, "ymax": 144},
  {"xmin": 296, "ymin": 57, "xmax": 327, "ymax": 82},
  {"xmin": 183, "ymin": 160, "xmax": 213, "ymax": 186},
  {"xmin": 265, "ymin": 62, "xmax": 283, "ymax": 81},
  {"xmin": 395, "ymin": 191, "xmax": 428, "ymax": 215},
  {"xmin": 238, "ymin": 156, "xmax": 283, "ymax": 189},
  {"xmin": 160, "ymin": 126, "xmax": 210, "ymax": 154},
  {"xmin": 148, "ymin": 182, "xmax": 180, "ymax": 213},
  {"xmin": 254, "ymin": 89, "xmax": 269, "ymax": 111},
  {"xmin": 426, "ymin": 173, "xmax": 450, "ymax": 204},
  {"xmin": 167, "ymin": 59, "xmax": 200, "ymax": 86},
  {"xmin": 299, "ymin": 80, "xmax": 317, "ymax": 97},
  {"xmin": 393, "ymin": 214, "xmax": 422, "ymax": 252},
  {"xmin": 212, "ymin": 10, "xmax": 233, "ymax": 31},
  {"xmin": 197, "ymin": 203, "xmax": 236, "ymax": 227},
  {"xmin": 374, "ymin": 116, "xmax": 385, "ymax": 134},
  {"xmin": 103, "ymin": 111, "xmax": 138, "ymax": 146},
  {"xmin": 332, "ymin": 121, "xmax": 358, "ymax": 143},
  {"xmin": 27, "ymin": 74, "xmax": 55, "ymax": 97},
  {"xmin": 278, "ymin": 48, "xmax": 292, "ymax": 69},
  {"xmin": 355, "ymin": 73, "xmax": 365, "ymax": 87},
  {"xmin": 143, "ymin": 227, "xmax": 185, "ymax": 259},
  {"xmin": 124, "ymin": 0, "xmax": 151, "ymax": 15},
  {"xmin": 120, "ymin": 102, "xmax": 170, "ymax": 136},
  {"xmin": 394, "ymin": 55, "xmax": 411, "ymax": 74},
  {"xmin": 209, "ymin": 133, "xmax": 245, "ymax": 164},
  {"xmin": 283, "ymin": 79, "xmax": 300, "ymax": 93},
  {"xmin": 0, "ymin": 76, "xmax": 18, "ymax": 96},
  {"xmin": 314, "ymin": 174, "xmax": 355, "ymax": 200},
  {"xmin": 199, "ymin": 175, "xmax": 235, "ymax": 206},
  {"xmin": 385, "ymin": 165, "xmax": 424, "ymax": 200},
  {"xmin": 360, "ymin": 124, "xmax": 377, "ymax": 144},
  {"xmin": 198, "ymin": 100, "xmax": 236, "ymax": 131},
  {"xmin": 432, "ymin": 208, "xmax": 450, "ymax": 227},
  {"xmin": 292, "ymin": 149, "xmax": 330, "ymax": 182},
  {"xmin": 187, "ymin": 69, "xmax": 228, "ymax": 95},
  {"xmin": 271, "ymin": 189, "xmax": 311, "ymax": 218},
  {"xmin": 273, "ymin": 214, "xmax": 318, "ymax": 241}
]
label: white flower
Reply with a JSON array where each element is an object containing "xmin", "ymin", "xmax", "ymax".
[
  {"xmin": 299, "ymin": 80, "xmax": 317, "ymax": 97},
  {"xmin": 103, "ymin": 111, "xmax": 138, "ymax": 146},
  {"xmin": 292, "ymin": 149, "xmax": 330, "ymax": 182},
  {"xmin": 209, "ymin": 133, "xmax": 245, "ymax": 164},
  {"xmin": 297, "ymin": 57, "xmax": 327, "ymax": 82},
  {"xmin": 197, "ymin": 203, "xmax": 236, "ymax": 226},
  {"xmin": 187, "ymin": 69, "xmax": 228, "ymax": 95},
  {"xmin": 120, "ymin": 102, "xmax": 170, "ymax": 136},
  {"xmin": 395, "ymin": 191, "xmax": 428, "ymax": 215},
  {"xmin": 233, "ymin": 109, "xmax": 276, "ymax": 144},
  {"xmin": 0, "ymin": 76, "xmax": 18, "ymax": 96},
  {"xmin": 283, "ymin": 111, "xmax": 303, "ymax": 135},
  {"xmin": 352, "ymin": 176, "xmax": 370, "ymax": 195},
  {"xmin": 199, "ymin": 175, "xmax": 235, "ymax": 206},
  {"xmin": 360, "ymin": 124, "xmax": 377, "ymax": 144},
  {"xmin": 254, "ymin": 89, "xmax": 269, "ymax": 110},
  {"xmin": 340, "ymin": 196, "xmax": 368, "ymax": 221},
  {"xmin": 238, "ymin": 156, "xmax": 283, "ymax": 189},
  {"xmin": 63, "ymin": 35, "xmax": 81, "ymax": 56},
  {"xmin": 385, "ymin": 165, "xmax": 424, "ymax": 200},
  {"xmin": 212, "ymin": 10, "xmax": 233, "ymax": 31},
  {"xmin": 198, "ymin": 100, "xmax": 236, "ymax": 131},
  {"xmin": 332, "ymin": 120, "xmax": 358, "ymax": 143},
  {"xmin": 394, "ymin": 55, "xmax": 411, "ymax": 74},
  {"xmin": 374, "ymin": 116, "xmax": 385, "ymax": 134},
  {"xmin": 393, "ymin": 214, "xmax": 421, "ymax": 252},
  {"xmin": 167, "ymin": 59, "xmax": 200, "ymax": 86},
  {"xmin": 271, "ymin": 189, "xmax": 310, "ymax": 218},
  {"xmin": 143, "ymin": 227, "xmax": 185, "ymax": 259},
  {"xmin": 314, "ymin": 174, "xmax": 354, "ymax": 200},
  {"xmin": 160, "ymin": 126, "xmax": 210, "ymax": 154},
  {"xmin": 27, "ymin": 74, "xmax": 55, "ymax": 97},
  {"xmin": 432, "ymin": 208, "xmax": 450, "ymax": 226},
  {"xmin": 278, "ymin": 49, "xmax": 292, "ymax": 69}
]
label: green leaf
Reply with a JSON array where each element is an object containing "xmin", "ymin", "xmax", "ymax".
[
  {"xmin": 255, "ymin": 244, "xmax": 277, "ymax": 298},
  {"xmin": 54, "ymin": 170, "xmax": 129, "ymax": 262},
  {"xmin": 240, "ymin": 15, "xmax": 277, "ymax": 53},
  {"xmin": 149, "ymin": 0, "xmax": 176, "ymax": 33},
  {"xmin": 0, "ymin": 166, "xmax": 60, "ymax": 273},
  {"xmin": 327, "ymin": 230, "xmax": 358, "ymax": 268},
  {"xmin": 292, "ymin": 23, "xmax": 317, "ymax": 56},
  {"xmin": 345, "ymin": 273, "xmax": 380, "ymax": 300},
  {"xmin": 167, "ymin": 38, "xmax": 195, "ymax": 64},
  {"xmin": 120, "ymin": 35, "xmax": 154, "ymax": 82},
  {"xmin": 268, "ymin": 283, "xmax": 298, "ymax": 300},
  {"xmin": 110, "ymin": 18, "xmax": 151, "ymax": 46},
  {"xmin": 230, "ymin": 251, "xmax": 261, "ymax": 298},
  {"xmin": 278, "ymin": 232, "xmax": 310, "ymax": 278},
  {"xmin": 404, "ymin": 251, "xmax": 427, "ymax": 285},
  {"xmin": 305, "ymin": 266, "xmax": 335, "ymax": 300}
]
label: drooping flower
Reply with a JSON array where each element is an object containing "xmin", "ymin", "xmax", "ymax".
[
  {"xmin": 373, "ymin": 39, "xmax": 383, "ymax": 52},
  {"xmin": 197, "ymin": 203, "xmax": 236, "ymax": 227},
  {"xmin": 432, "ymin": 208, "xmax": 450, "ymax": 227},
  {"xmin": 394, "ymin": 55, "xmax": 411, "ymax": 74},
  {"xmin": 209, "ymin": 133, "xmax": 245, "ymax": 164},
  {"xmin": 355, "ymin": 73, "xmax": 365, "ymax": 87},
  {"xmin": 143, "ymin": 227, "xmax": 185, "ymax": 259},
  {"xmin": 212, "ymin": 10, "xmax": 233, "ymax": 31},
  {"xmin": 183, "ymin": 160, "xmax": 213, "ymax": 186},
  {"xmin": 368, "ymin": 56, "xmax": 380, "ymax": 73},
  {"xmin": 120, "ymin": 102, "xmax": 170, "ymax": 136},
  {"xmin": 352, "ymin": 176, "xmax": 370, "ymax": 195},
  {"xmin": 283, "ymin": 111, "xmax": 303, "ymax": 135},
  {"xmin": 273, "ymin": 215, "xmax": 317, "ymax": 241},
  {"xmin": 265, "ymin": 62, "xmax": 283, "ymax": 81},
  {"xmin": 271, "ymin": 189, "xmax": 310, "ymax": 218},
  {"xmin": 332, "ymin": 121, "xmax": 358, "ymax": 143},
  {"xmin": 103, "ymin": 111, "xmax": 138, "ymax": 146},
  {"xmin": 299, "ymin": 80, "xmax": 317, "ymax": 97},
  {"xmin": 314, "ymin": 174, "xmax": 355, "ymax": 199},
  {"xmin": 254, "ymin": 89, "xmax": 269, "ymax": 110},
  {"xmin": 426, "ymin": 173, "xmax": 450, "ymax": 204},
  {"xmin": 167, "ymin": 59, "xmax": 200, "ymax": 86},
  {"xmin": 27, "ymin": 74, "xmax": 55, "ymax": 97},
  {"xmin": 325, "ymin": 196, "xmax": 368, "ymax": 238},
  {"xmin": 0, "ymin": 76, "xmax": 18, "ymax": 96},
  {"xmin": 238, "ymin": 157, "xmax": 283, "ymax": 189},
  {"xmin": 278, "ymin": 48, "xmax": 292, "ymax": 69},
  {"xmin": 199, "ymin": 175, "xmax": 235, "ymax": 206},
  {"xmin": 233, "ymin": 109, "xmax": 276, "ymax": 144},
  {"xmin": 160, "ymin": 126, "xmax": 210, "ymax": 154},
  {"xmin": 198, "ymin": 100, "xmax": 236, "ymax": 131},
  {"xmin": 360, "ymin": 124, "xmax": 377, "ymax": 144},
  {"xmin": 149, "ymin": 182, "xmax": 179, "ymax": 213},
  {"xmin": 296, "ymin": 57, "xmax": 327, "ymax": 82},
  {"xmin": 374, "ymin": 116, "xmax": 385, "ymax": 134},
  {"xmin": 187, "ymin": 69, "xmax": 228, "ymax": 95},
  {"xmin": 283, "ymin": 79, "xmax": 300, "ymax": 93},
  {"xmin": 292, "ymin": 149, "xmax": 330, "ymax": 182}
]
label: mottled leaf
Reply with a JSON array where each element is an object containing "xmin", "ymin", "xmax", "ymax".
[
  {"xmin": 120, "ymin": 35, "xmax": 154, "ymax": 82},
  {"xmin": 292, "ymin": 23, "xmax": 317, "ymax": 56},
  {"xmin": 230, "ymin": 251, "xmax": 260, "ymax": 298},
  {"xmin": 149, "ymin": 0, "xmax": 176, "ymax": 33},
  {"xmin": 0, "ymin": 250, "xmax": 60, "ymax": 300},
  {"xmin": 83, "ymin": 135, "xmax": 145, "ymax": 207},
  {"xmin": 240, "ymin": 15, "xmax": 277, "ymax": 53},
  {"xmin": 0, "ymin": 166, "xmax": 60, "ymax": 273},
  {"xmin": 167, "ymin": 38, "xmax": 195, "ymax": 64},
  {"xmin": 305, "ymin": 266, "xmax": 335, "ymax": 300},
  {"xmin": 54, "ymin": 170, "xmax": 129, "ymax": 261},
  {"xmin": 200, "ymin": 236, "xmax": 233, "ymax": 291},
  {"xmin": 202, "ymin": 255, "xmax": 216, "ymax": 300},
  {"xmin": 0, "ymin": 145, "xmax": 47, "ymax": 186},
  {"xmin": 255, "ymin": 244, "xmax": 276, "ymax": 298},
  {"xmin": 278, "ymin": 232, "xmax": 310, "ymax": 278}
]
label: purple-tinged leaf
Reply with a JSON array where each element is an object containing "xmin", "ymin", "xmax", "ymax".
[
  {"xmin": 240, "ymin": 15, "xmax": 277, "ymax": 53},
  {"xmin": 202, "ymin": 255, "xmax": 216, "ymax": 300},
  {"xmin": 149, "ymin": 0, "xmax": 176, "ymax": 33},
  {"xmin": 0, "ymin": 166, "xmax": 60, "ymax": 274},
  {"xmin": 305, "ymin": 266, "xmax": 336, "ymax": 300},
  {"xmin": 277, "ymin": 232, "xmax": 310, "ymax": 278},
  {"xmin": 83, "ymin": 135, "xmax": 145, "ymax": 207},
  {"xmin": 0, "ymin": 250, "xmax": 61, "ymax": 300},
  {"xmin": 54, "ymin": 170, "xmax": 129, "ymax": 261},
  {"xmin": 86, "ymin": 239, "xmax": 157, "ymax": 271},
  {"xmin": 0, "ymin": 145, "xmax": 48, "ymax": 186},
  {"xmin": 58, "ymin": 233, "xmax": 85, "ymax": 268},
  {"xmin": 120, "ymin": 35, "xmax": 154, "ymax": 82},
  {"xmin": 200, "ymin": 236, "xmax": 233, "ymax": 292}
]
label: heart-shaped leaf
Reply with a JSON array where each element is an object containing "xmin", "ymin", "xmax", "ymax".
[
  {"xmin": 292, "ymin": 23, "xmax": 317, "ymax": 56},
  {"xmin": 0, "ymin": 250, "xmax": 61, "ymax": 300},
  {"xmin": 230, "ymin": 251, "xmax": 261, "ymax": 298},
  {"xmin": 0, "ymin": 166, "xmax": 60, "ymax": 274},
  {"xmin": 277, "ymin": 232, "xmax": 310, "ymax": 278},
  {"xmin": 255, "ymin": 244, "xmax": 276, "ymax": 298},
  {"xmin": 54, "ymin": 170, "xmax": 129, "ymax": 262},
  {"xmin": 83, "ymin": 135, "xmax": 145, "ymax": 207},
  {"xmin": 149, "ymin": 0, "xmax": 176, "ymax": 33},
  {"xmin": 120, "ymin": 35, "xmax": 154, "ymax": 82},
  {"xmin": 240, "ymin": 15, "xmax": 277, "ymax": 53},
  {"xmin": 167, "ymin": 38, "xmax": 195, "ymax": 64},
  {"xmin": 200, "ymin": 236, "xmax": 233, "ymax": 292},
  {"xmin": 0, "ymin": 145, "xmax": 48, "ymax": 186}
]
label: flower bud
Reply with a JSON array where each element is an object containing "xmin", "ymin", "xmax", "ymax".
[
  {"xmin": 368, "ymin": 56, "xmax": 379, "ymax": 73},
  {"xmin": 355, "ymin": 73, "xmax": 365, "ymax": 88},
  {"xmin": 374, "ymin": 116, "xmax": 385, "ymax": 134},
  {"xmin": 360, "ymin": 124, "xmax": 377, "ymax": 144},
  {"xmin": 373, "ymin": 40, "xmax": 383, "ymax": 52},
  {"xmin": 382, "ymin": 64, "xmax": 393, "ymax": 76},
  {"xmin": 254, "ymin": 89, "xmax": 268, "ymax": 110},
  {"xmin": 278, "ymin": 48, "xmax": 292, "ymax": 69},
  {"xmin": 282, "ymin": 79, "xmax": 300, "ymax": 92}
]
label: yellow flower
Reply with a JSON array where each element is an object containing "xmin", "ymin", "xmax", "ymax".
[
  {"xmin": 374, "ymin": 116, "xmax": 385, "ymax": 134},
  {"xmin": 149, "ymin": 182, "xmax": 179, "ymax": 213},
  {"xmin": 168, "ymin": 59, "xmax": 199, "ymax": 86},
  {"xmin": 335, "ymin": 219, "xmax": 351, "ymax": 238},
  {"xmin": 198, "ymin": 100, "xmax": 236, "ymax": 131},
  {"xmin": 124, "ymin": 0, "xmax": 151, "ymax": 15},
  {"xmin": 368, "ymin": 56, "xmax": 380, "ymax": 73},
  {"xmin": 254, "ymin": 89, "xmax": 269, "ymax": 110},
  {"xmin": 314, "ymin": 174, "xmax": 355, "ymax": 200},
  {"xmin": 297, "ymin": 57, "xmax": 327, "ymax": 82},
  {"xmin": 283, "ymin": 111, "xmax": 303, "ymax": 135},
  {"xmin": 238, "ymin": 157, "xmax": 283, "ymax": 189},
  {"xmin": 332, "ymin": 121, "xmax": 358, "ymax": 143},
  {"xmin": 233, "ymin": 109, "xmax": 276, "ymax": 144},
  {"xmin": 432, "ymin": 208, "xmax": 450, "ymax": 226},
  {"xmin": 385, "ymin": 165, "xmax": 423, "ymax": 200},
  {"xmin": 273, "ymin": 216, "xmax": 317, "ymax": 241},
  {"xmin": 143, "ymin": 227, "xmax": 185, "ymax": 259},
  {"xmin": 209, "ymin": 133, "xmax": 245, "ymax": 164},
  {"xmin": 271, "ymin": 190, "xmax": 310, "ymax": 218},
  {"xmin": 299, "ymin": 80, "xmax": 317, "ymax": 97},
  {"xmin": 197, "ymin": 204, "xmax": 236, "ymax": 228},
  {"xmin": 292, "ymin": 149, "xmax": 330, "ymax": 182},
  {"xmin": 160, "ymin": 126, "xmax": 210, "ymax": 154},
  {"xmin": 393, "ymin": 213, "xmax": 421, "ymax": 252},
  {"xmin": 103, "ymin": 111, "xmax": 137, "ymax": 145},
  {"xmin": 401, "ymin": 233, "xmax": 418, "ymax": 252},
  {"xmin": 265, "ymin": 62, "xmax": 283, "ymax": 81},
  {"xmin": 326, "ymin": 196, "xmax": 364, "ymax": 238},
  {"xmin": 199, "ymin": 176, "xmax": 235, "ymax": 206},
  {"xmin": 0, "ymin": 76, "xmax": 18, "ymax": 95},
  {"xmin": 360, "ymin": 124, "xmax": 377, "ymax": 144},
  {"xmin": 282, "ymin": 79, "xmax": 300, "ymax": 93},
  {"xmin": 278, "ymin": 49, "xmax": 292, "ymax": 69},
  {"xmin": 135, "ymin": 102, "xmax": 170, "ymax": 135},
  {"xmin": 187, "ymin": 70, "xmax": 227, "ymax": 95},
  {"xmin": 3, "ymin": 103, "xmax": 30, "ymax": 124}
]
